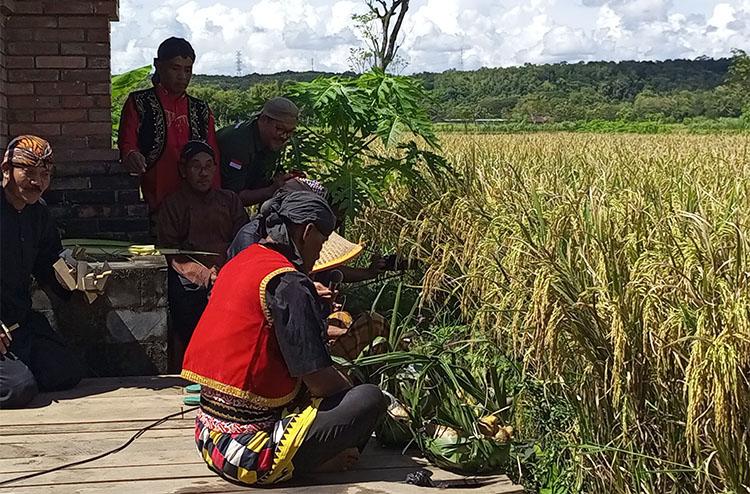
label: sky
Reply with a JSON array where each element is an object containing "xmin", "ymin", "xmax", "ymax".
[{"xmin": 111, "ymin": 0, "xmax": 750, "ymax": 75}]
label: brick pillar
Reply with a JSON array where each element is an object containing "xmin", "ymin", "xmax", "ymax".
[
  {"xmin": 0, "ymin": 0, "xmax": 13, "ymax": 151},
  {"xmin": 3, "ymin": 0, "xmax": 150, "ymax": 242},
  {"xmin": 4, "ymin": 0, "xmax": 117, "ymax": 159}
]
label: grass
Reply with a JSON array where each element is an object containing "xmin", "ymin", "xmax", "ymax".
[{"xmin": 355, "ymin": 132, "xmax": 750, "ymax": 493}]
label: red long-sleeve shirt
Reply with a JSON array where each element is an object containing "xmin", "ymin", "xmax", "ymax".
[{"xmin": 118, "ymin": 85, "xmax": 220, "ymax": 211}]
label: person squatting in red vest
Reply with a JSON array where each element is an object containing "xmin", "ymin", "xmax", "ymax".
[{"xmin": 181, "ymin": 190, "xmax": 388, "ymax": 485}]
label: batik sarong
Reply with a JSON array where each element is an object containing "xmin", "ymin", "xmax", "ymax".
[{"xmin": 194, "ymin": 400, "xmax": 320, "ymax": 485}]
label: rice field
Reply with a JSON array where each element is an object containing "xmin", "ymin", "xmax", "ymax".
[{"xmin": 363, "ymin": 133, "xmax": 750, "ymax": 493}]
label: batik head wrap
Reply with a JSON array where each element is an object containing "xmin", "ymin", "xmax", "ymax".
[
  {"xmin": 2, "ymin": 135, "xmax": 53, "ymax": 171},
  {"xmin": 295, "ymin": 178, "xmax": 327, "ymax": 198}
]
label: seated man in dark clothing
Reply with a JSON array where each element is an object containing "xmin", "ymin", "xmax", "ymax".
[
  {"xmin": 157, "ymin": 140, "xmax": 248, "ymax": 371},
  {"xmin": 182, "ymin": 191, "xmax": 388, "ymax": 485},
  {"xmin": 0, "ymin": 136, "xmax": 83, "ymax": 409}
]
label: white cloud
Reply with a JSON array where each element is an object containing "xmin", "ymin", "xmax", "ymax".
[
  {"xmin": 611, "ymin": 0, "xmax": 674, "ymax": 27},
  {"xmin": 542, "ymin": 26, "xmax": 595, "ymax": 61},
  {"xmin": 110, "ymin": 0, "xmax": 750, "ymax": 75}
]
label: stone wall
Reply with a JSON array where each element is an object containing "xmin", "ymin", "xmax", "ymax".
[{"xmin": 34, "ymin": 256, "xmax": 169, "ymax": 377}]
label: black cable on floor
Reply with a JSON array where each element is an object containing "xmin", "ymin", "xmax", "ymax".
[{"xmin": 0, "ymin": 406, "xmax": 199, "ymax": 487}]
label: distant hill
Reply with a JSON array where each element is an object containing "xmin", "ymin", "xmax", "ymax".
[
  {"xmin": 192, "ymin": 70, "xmax": 355, "ymax": 89},
  {"xmin": 190, "ymin": 58, "xmax": 741, "ymax": 122},
  {"xmin": 194, "ymin": 59, "xmax": 730, "ymax": 92}
]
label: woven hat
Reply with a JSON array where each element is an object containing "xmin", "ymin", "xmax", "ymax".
[{"xmin": 312, "ymin": 231, "xmax": 363, "ymax": 273}]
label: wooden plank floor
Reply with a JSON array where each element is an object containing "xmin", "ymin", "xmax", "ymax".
[{"xmin": 0, "ymin": 376, "xmax": 523, "ymax": 494}]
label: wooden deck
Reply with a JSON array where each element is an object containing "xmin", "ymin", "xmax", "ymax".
[{"xmin": 0, "ymin": 376, "xmax": 523, "ymax": 494}]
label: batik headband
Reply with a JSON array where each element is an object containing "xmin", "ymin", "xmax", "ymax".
[{"xmin": 2, "ymin": 135, "xmax": 53, "ymax": 170}]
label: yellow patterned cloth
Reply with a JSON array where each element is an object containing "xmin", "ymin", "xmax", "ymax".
[{"xmin": 195, "ymin": 399, "xmax": 321, "ymax": 485}]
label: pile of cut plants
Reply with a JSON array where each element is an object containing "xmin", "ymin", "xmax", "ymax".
[{"xmin": 339, "ymin": 281, "xmax": 519, "ymax": 477}]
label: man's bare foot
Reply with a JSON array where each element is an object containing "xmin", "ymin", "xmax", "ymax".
[{"xmin": 314, "ymin": 448, "xmax": 360, "ymax": 472}]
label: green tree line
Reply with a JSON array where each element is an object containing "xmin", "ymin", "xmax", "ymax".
[
  {"xmin": 113, "ymin": 54, "xmax": 750, "ymax": 131},
  {"xmin": 418, "ymin": 57, "xmax": 741, "ymax": 121}
]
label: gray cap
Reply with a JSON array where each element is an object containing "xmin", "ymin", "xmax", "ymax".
[{"xmin": 261, "ymin": 97, "xmax": 299, "ymax": 126}]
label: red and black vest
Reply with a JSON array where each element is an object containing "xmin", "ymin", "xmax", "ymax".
[
  {"xmin": 131, "ymin": 87, "xmax": 210, "ymax": 169},
  {"xmin": 181, "ymin": 244, "xmax": 300, "ymax": 408}
]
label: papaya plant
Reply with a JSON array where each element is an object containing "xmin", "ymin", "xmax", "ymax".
[{"xmin": 285, "ymin": 68, "xmax": 452, "ymax": 219}]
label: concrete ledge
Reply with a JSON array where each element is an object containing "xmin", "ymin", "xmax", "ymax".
[{"xmin": 33, "ymin": 255, "xmax": 168, "ymax": 377}]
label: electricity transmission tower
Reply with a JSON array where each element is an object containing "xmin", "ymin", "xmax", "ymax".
[{"xmin": 235, "ymin": 51, "xmax": 243, "ymax": 76}]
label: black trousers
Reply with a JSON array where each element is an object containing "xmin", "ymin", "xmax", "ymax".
[
  {"xmin": 167, "ymin": 269, "xmax": 209, "ymax": 346},
  {"xmin": 167, "ymin": 269, "xmax": 209, "ymax": 372},
  {"xmin": 0, "ymin": 311, "xmax": 83, "ymax": 409},
  {"xmin": 292, "ymin": 384, "xmax": 389, "ymax": 473}
]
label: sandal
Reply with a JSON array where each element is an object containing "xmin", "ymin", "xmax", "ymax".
[
  {"xmin": 183, "ymin": 395, "xmax": 200, "ymax": 406},
  {"xmin": 184, "ymin": 384, "xmax": 201, "ymax": 393}
]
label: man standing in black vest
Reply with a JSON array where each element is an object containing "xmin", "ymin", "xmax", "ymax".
[{"xmin": 118, "ymin": 37, "xmax": 220, "ymax": 214}]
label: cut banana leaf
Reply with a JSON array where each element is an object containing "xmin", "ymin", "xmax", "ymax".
[
  {"xmin": 375, "ymin": 413, "xmax": 413, "ymax": 448},
  {"xmin": 129, "ymin": 246, "xmax": 221, "ymax": 256},
  {"xmin": 62, "ymin": 239, "xmax": 220, "ymax": 257},
  {"xmin": 422, "ymin": 435, "xmax": 510, "ymax": 475}
]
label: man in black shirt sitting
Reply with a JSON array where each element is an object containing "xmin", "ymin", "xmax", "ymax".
[{"xmin": 0, "ymin": 135, "xmax": 83, "ymax": 409}]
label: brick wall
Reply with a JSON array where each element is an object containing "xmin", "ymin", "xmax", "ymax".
[
  {"xmin": 0, "ymin": 1, "xmax": 13, "ymax": 151},
  {"xmin": 45, "ymin": 161, "xmax": 150, "ymax": 241},
  {"xmin": 2, "ymin": 0, "xmax": 150, "ymax": 242},
  {"xmin": 4, "ymin": 0, "xmax": 117, "ymax": 160}
]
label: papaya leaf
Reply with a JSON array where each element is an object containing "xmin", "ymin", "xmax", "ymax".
[{"xmin": 284, "ymin": 69, "xmax": 450, "ymax": 221}]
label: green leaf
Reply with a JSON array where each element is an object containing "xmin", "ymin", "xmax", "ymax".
[
  {"xmin": 284, "ymin": 68, "xmax": 448, "ymax": 220},
  {"xmin": 111, "ymin": 65, "xmax": 152, "ymax": 143}
]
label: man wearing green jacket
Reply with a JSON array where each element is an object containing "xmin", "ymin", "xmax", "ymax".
[{"xmin": 218, "ymin": 97, "xmax": 301, "ymax": 206}]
